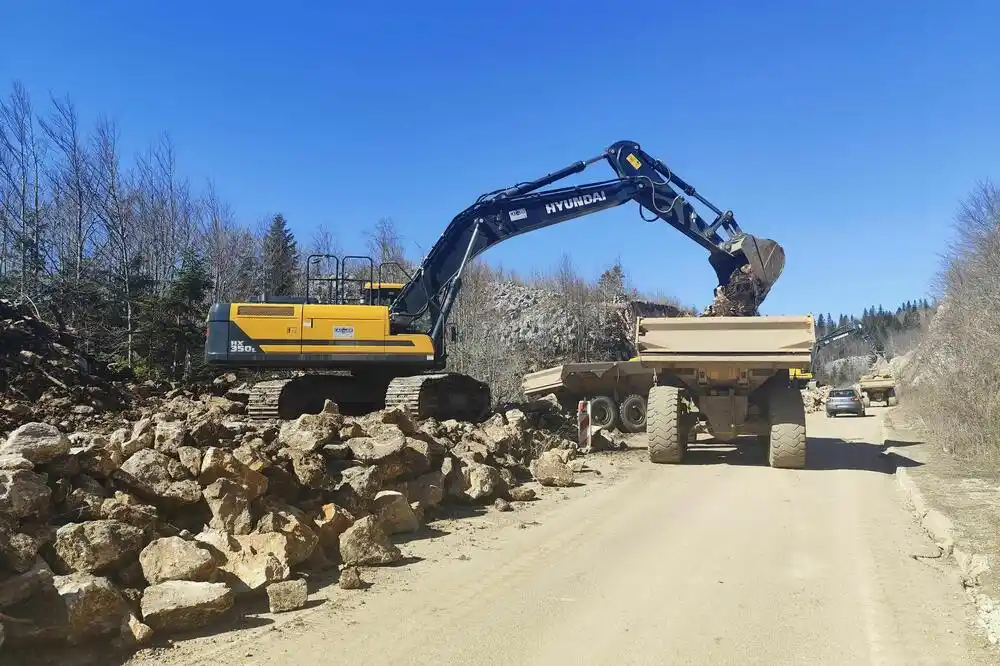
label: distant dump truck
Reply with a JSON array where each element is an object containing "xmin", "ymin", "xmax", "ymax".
[
  {"xmin": 858, "ymin": 373, "xmax": 898, "ymax": 406},
  {"xmin": 635, "ymin": 314, "xmax": 815, "ymax": 469}
]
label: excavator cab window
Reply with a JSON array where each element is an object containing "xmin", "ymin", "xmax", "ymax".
[{"xmin": 361, "ymin": 282, "xmax": 404, "ymax": 307}]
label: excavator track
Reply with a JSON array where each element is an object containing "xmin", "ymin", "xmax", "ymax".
[
  {"xmin": 385, "ymin": 373, "xmax": 492, "ymax": 422},
  {"xmin": 245, "ymin": 372, "xmax": 491, "ymax": 423},
  {"xmin": 246, "ymin": 379, "xmax": 292, "ymax": 421}
]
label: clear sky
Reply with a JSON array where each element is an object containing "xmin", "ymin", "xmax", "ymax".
[{"xmin": 2, "ymin": 0, "xmax": 997, "ymax": 316}]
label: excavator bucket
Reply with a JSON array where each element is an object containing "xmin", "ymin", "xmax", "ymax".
[{"xmin": 707, "ymin": 234, "xmax": 785, "ymax": 314}]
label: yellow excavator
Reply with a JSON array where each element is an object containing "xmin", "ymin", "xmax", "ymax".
[{"xmin": 204, "ymin": 140, "xmax": 786, "ymax": 421}]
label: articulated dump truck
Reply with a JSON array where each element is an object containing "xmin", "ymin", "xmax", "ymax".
[
  {"xmin": 524, "ymin": 314, "xmax": 816, "ymax": 469},
  {"xmin": 858, "ymin": 373, "xmax": 898, "ymax": 407}
]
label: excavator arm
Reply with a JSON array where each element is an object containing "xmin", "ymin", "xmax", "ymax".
[
  {"xmin": 391, "ymin": 140, "xmax": 785, "ymax": 350},
  {"xmin": 814, "ymin": 323, "xmax": 886, "ymax": 358}
]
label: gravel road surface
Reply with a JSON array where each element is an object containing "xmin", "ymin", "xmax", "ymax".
[{"xmin": 131, "ymin": 409, "xmax": 995, "ymax": 666}]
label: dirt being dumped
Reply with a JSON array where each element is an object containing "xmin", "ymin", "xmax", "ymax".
[{"xmin": 702, "ymin": 264, "xmax": 763, "ymax": 317}]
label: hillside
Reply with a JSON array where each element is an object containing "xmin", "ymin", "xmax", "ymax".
[{"xmin": 812, "ymin": 300, "xmax": 935, "ymax": 386}]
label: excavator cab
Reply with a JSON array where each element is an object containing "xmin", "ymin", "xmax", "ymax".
[
  {"xmin": 304, "ymin": 255, "xmax": 411, "ymax": 307},
  {"xmin": 361, "ymin": 281, "xmax": 405, "ymax": 307}
]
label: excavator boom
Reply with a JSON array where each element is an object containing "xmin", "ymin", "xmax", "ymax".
[{"xmin": 391, "ymin": 140, "xmax": 784, "ymax": 345}]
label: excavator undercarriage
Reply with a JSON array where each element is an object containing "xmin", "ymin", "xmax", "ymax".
[{"xmin": 245, "ymin": 372, "xmax": 491, "ymax": 422}]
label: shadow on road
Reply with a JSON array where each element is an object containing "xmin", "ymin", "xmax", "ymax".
[{"xmin": 682, "ymin": 437, "xmax": 923, "ymax": 474}]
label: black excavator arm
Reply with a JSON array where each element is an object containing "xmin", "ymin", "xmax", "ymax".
[
  {"xmin": 814, "ymin": 323, "xmax": 885, "ymax": 356},
  {"xmin": 390, "ymin": 140, "xmax": 785, "ymax": 355},
  {"xmin": 812, "ymin": 323, "xmax": 889, "ymax": 373}
]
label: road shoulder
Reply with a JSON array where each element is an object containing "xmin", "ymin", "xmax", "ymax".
[{"xmin": 882, "ymin": 407, "xmax": 1000, "ymax": 644}]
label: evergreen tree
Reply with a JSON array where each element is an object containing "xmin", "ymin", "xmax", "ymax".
[
  {"xmin": 135, "ymin": 249, "xmax": 214, "ymax": 379},
  {"xmin": 817, "ymin": 313, "xmax": 826, "ymax": 330},
  {"xmin": 596, "ymin": 260, "xmax": 629, "ymax": 302},
  {"xmin": 261, "ymin": 213, "xmax": 300, "ymax": 296}
]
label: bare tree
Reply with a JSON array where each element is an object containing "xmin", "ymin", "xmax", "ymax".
[
  {"xmin": 365, "ymin": 217, "xmax": 410, "ymax": 276},
  {"xmin": 905, "ymin": 180, "xmax": 1000, "ymax": 461},
  {"xmin": 0, "ymin": 81, "xmax": 48, "ymax": 296},
  {"xmin": 90, "ymin": 117, "xmax": 140, "ymax": 365},
  {"xmin": 200, "ymin": 179, "xmax": 256, "ymax": 302},
  {"xmin": 39, "ymin": 93, "xmax": 99, "ymax": 289}
]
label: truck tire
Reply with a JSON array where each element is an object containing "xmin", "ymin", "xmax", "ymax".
[
  {"xmin": 618, "ymin": 394, "xmax": 646, "ymax": 433},
  {"xmin": 589, "ymin": 395, "xmax": 618, "ymax": 430},
  {"xmin": 647, "ymin": 386, "xmax": 685, "ymax": 464},
  {"xmin": 767, "ymin": 385, "xmax": 806, "ymax": 469}
]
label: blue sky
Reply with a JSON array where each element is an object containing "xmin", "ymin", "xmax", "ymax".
[{"xmin": 2, "ymin": 0, "xmax": 997, "ymax": 316}]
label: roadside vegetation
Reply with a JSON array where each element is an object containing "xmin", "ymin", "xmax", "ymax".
[
  {"xmin": 0, "ymin": 80, "xmax": 685, "ymax": 403},
  {"xmin": 901, "ymin": 180, "xmax": 1000, "ymax": 463}
]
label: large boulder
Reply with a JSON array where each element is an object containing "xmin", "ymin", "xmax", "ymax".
[
  {"xmin": 1, "ymin": 422, "xmax": 71, "ymax": 465},
  {"xmin": 0, "ymin": 453, "xmax": 33, "ymax": 470},
  {"xmin": 278, "ymin": 411, "xmax": 342, "ymax": 452},
  {"xmin": 203, "ymin": 478, "xmax": 254, "ymax": 536},
  {"xmin": 52, "ymin": 520, "xmax": 146, "ymax": 574},
  {"xmin": 188, "ymin": 409, "xmax": 234, "ymax": 447},
  {"xmin": 115, "ymin": 449, "xmax": 201, "ymax": 507},
  {"xmin": 344, "ymin": 428, "xmax": 416, "ymax": 481},
  {"xmin": 100, "ymin": 492, "xmax": 159, "ymax": 531},
  {"xmin": 387, "ymin": 469, "xmax": 445, "ymax": 508},
  {"xmin": 153, "ymin": 420, "xmax": 191, "ymax": 454},
  {"xmin": 0, "ymin": 469, "xmax": 51, "ymax": 519},
  {"xmin": 194, "ymin": 530, "xmax": 292, "ymax": 593},
  {"xmin": 141, "ymin": 580, "xmax": 234, "ymax": 633},
  {"xmin": 254, "ymin": 502, "xmax": 320, "ymax": 567},
  {"xmin": 373, "ymin": 491, "xmax": 420, "ymax": 534},
  {"xmin": 266, "ymin": 579, "xmax": 308, "ymax": 613},
  {"xmin": 529, "ymin": 450, "xmax": 575, "ymax": 487},
  {"xmin": 199, "ymin": 447, "xmax": 268, "ymax": 499},
  {"xmin": 0, "ymin": 517, "xmax": 43, "ymax": 572},
  {"xmin": 139, "ymin": 537, "xmax": 216, "ymax": 585},
  {"xmin": 286, "ymin": 449, "xmax": 334, "ymax": 490},
  {"xmin": 0, "ymin": 557, "xmax": 54, "ymax": 609},
  {"xmin": 447, "ymin": 459, "xmax": 505, "ymax": 502},
  {"xmin": 53, "ymin": 573, "xmax": 130, "ymax": 643},
  {"xmin": 338, "ymin": 515, "xmax": 402, "ymax": 566}
]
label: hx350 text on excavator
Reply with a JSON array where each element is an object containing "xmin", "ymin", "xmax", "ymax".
[{"xmin": 204, "ymin": 140, "xmax": 786, "ymax": 421}]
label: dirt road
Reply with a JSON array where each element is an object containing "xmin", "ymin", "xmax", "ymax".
[{"xmin": 132, "ymin": 410, "xmax": 997, "ymax": 666}]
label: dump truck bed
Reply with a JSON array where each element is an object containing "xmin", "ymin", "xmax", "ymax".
[
  {"xmin": 859, "ymin": 375, "xmax": 895, "ymax": 390},
  {"xmin": 635, "ymin": 315, "xmax": 815, "ymax": 368},
  {"xmin": 521, "ymin": 360, "xmax": 653, "ymax": 398}
]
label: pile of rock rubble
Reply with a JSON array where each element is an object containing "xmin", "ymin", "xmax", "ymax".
[
  {"xmin": 0, "ymin": 299, "xmax": 134, "ymax": 434},
  {"xmin": 801, "ymin": 384, "xmax": 832, "ymax": 413},
  {"xmin": 0, "ymin": 383, "xmax": 618, "ymax": 658}
]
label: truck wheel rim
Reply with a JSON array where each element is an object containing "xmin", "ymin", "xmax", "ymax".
[
  {"xmin": 626, "ymin": 402, "xmax": 645, "ymax": 425},
  {"xmin": 592, "ymin": 401, "xmax": 614, "ymax": 427}
]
